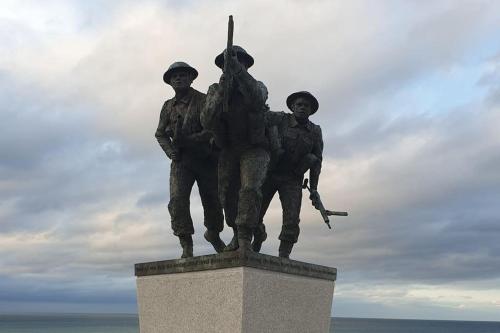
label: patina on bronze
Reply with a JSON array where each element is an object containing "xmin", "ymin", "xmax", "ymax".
[
  {"xmin": 253, "ymin": 91, "xmax": 324, "ymax": 258},
  {"xmin": 156, "ymin": 17, "xmax": 347, "ymax": 259},
  {"xmin": 302, "ymin": 178, "xmax": 348, "ymax": 229},
  {"xmin": 201, "ymin": 17, "xmax": 270, "ymax": 253},
  {"xmin": 155, "ymin": 61, "xmax": 225, "ymax": 258}
]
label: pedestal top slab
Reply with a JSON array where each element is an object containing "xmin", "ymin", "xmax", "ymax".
[{"xmin": 135, "ymin": 249, "xmax": 336, "ymax": 281}]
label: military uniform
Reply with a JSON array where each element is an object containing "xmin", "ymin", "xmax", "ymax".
[
  {"xmin": 156, "ymin": 87, "xmax": 224, "ymax": 239},
  {"xmin": 255, "ymin": 109, "xmax": 323, "ymax": 254},
  {"xmin": 202, "ymin": 46, "xmax": 270, "ymax": 247}
]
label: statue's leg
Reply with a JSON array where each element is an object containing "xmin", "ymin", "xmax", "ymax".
[
  {"xmin": 168, "ymin": 161, "xmax": 196, "ymax": 257},
  {"xmin": 277, "ymin": 177, "xmax": 303, "ymax": 258},
  {"xmin": 252, "ymin": 176, "xmax": 277, "ymax": 252},
  {"xmin": 236, "ymin": 147, "xmax": 270, "ymax": 249},
  {"xmin": 218, "ymin": 149, "xmax": 241, "ymax": 251},
  {"xmin": 196, "ymin": 158, "xmax": 225, "ymax": 253}
]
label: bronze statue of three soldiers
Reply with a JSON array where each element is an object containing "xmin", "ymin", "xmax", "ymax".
[{"xmin": 156, "ymin": 42, "xmax": 328, "ymax": 259}]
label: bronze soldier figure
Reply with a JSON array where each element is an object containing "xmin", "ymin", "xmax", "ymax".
[
  {"xmin": 202, "ymin": 46, "xmax": 270, "ymax": 252},
  {"xmin": 155, "ymin": 61, "xmax": 225, "ymax": 258},
  {"xmin": 253, "ymin": 91, "xmax": 323, "ymax": 258}
]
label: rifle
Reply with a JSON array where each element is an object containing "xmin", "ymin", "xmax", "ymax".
[
  {"xmin": 223, "ymin": 15, "xmax": 234, "ymax": 113},
  {"xmin": 302, "ymin": 178, "xmax": 348, "ymax": 229}
]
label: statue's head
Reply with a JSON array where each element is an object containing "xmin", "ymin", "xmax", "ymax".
[
  {"xmin": 163, "ymin": 62, "xmax": 198, "ymax": 90},
  {"xmin": 286, "ymin": 91, "xmax": 319, "ymax": 121},
  {"xmin": 215, "ymin": 45, "xmax": 254, "ymax": 70}
]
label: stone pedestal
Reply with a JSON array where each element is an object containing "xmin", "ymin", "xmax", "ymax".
[{"xmin": 135, "ymin": 250, "xmax": 336, "ymax": 333}]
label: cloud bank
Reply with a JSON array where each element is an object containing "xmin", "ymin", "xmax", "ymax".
[{"xmin": 1, "ymin": 0, "xmax": 499, "ymax": 320}]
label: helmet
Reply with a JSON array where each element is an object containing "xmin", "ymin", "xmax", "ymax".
[
  {"xmin": 214, "ymin": 45, "xmax": 254, "ymax": 69},
  {"xmin": 286, "ymin": 91, "xmax": 319, "ymax": 115},
  {"xmin": 163, "ymin": 61, "xmax": 198, "ymax": 84}
]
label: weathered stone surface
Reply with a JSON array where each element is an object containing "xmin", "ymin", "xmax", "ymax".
[
  {"xmin": 241, "ymin": 267, "xmax": 334, "ymax": 333},
  {"xmin": 136, "ymin": 263, "xmax": 336, "ymax": 333},
  {"xmin": 135, "ymin": 249, "xmax": 337, "ymax": 281},
  {"xmin": 136, "ymin": 268, "xmax": 244, "ymax": 333}
]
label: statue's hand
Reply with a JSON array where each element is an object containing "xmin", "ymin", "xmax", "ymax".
[
  {"xmin": 310, "ymin": 190, "xmax": 321, "ymax": 209},
  {"xmin": 227, "ymin": 51, "xmax": 243, "ymax": 74},
  {"xmin": 209, "ymin": 137, "xmax": 216, "ymax": 149},
  {"xmin": 184, "ymin": 131, "xmax": 212, "ymax": 145},
  {"xmin": 198, "ymin": 130, "xmax": 213, "ymax": 142},
  {"xmin": 219, "ymin": 73, "xmax": 226, "ymax": 85},
  {"xmin": 168, "ymin": 150, "xmax": 180, "ymax": 162}
]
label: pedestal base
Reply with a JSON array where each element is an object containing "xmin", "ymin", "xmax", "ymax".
[{"xmin": 135, "ymin": 250, "xmax": 336, "ymax": 333}]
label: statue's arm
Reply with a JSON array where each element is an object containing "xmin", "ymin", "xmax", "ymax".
[
  {"xmin": 201, "ymin": 83, "xmax": 223, "ymax": 130},
  {"xmin": 155, "ymin": 102, "xmax": 176, "ymax": 159},
  {"xmin": 232, "ymin": 68, "xmax": 266, "ymax": 110},
  {"xmin": 184, "ymin": 131, "xmax": 212, "ymax": 145},
  {"xmin": 181, "ymin": 94, "xmax": 213, "ymax": 146},
  {"xmin": 201, "ymin": 83, "xmax": 226, "ymax": 148},
  {"xmin": 309, "ymin": 126, "xmax": 323, "ymax": 191},
  {"xmin": 266, "ymin": 110, "xmax": 285, "ymax": 126}
]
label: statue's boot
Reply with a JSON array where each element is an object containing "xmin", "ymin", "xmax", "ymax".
[
  {"xmin": 204, "ymin": 230, "xmax": 226, "ymax": 253},
  {"xmin": 251, "ymin": 231, "xmax": 267, "ymax": 252},
  {"xmin": 237, "ymin": 226, "xmax": 253, "ymax": 253},
  {"xmin": 278, "ymin": 241, "xmax": 294, "ymax": 259},
  {"xmin": 224, "ymin": 229, "xmax": 239, "ymax": 252},
  {"xmin": 238, "ymin": 238, "xmax": 253, "ymax": 253},
  {"xmin": 179, "ymin": 235, "xmax": 193, "ymax": 258}
]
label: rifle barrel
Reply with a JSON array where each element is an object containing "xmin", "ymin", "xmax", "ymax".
[
  {"xmin": 227, "ymin": 16, "xmax": 233, "ymax": 50},
  {"xmin": 326, "ymin": 210, "xmax": 348, "ymax": 216},
  {"xmin": 223, "ymin": 15, "xmax": 234, "ymax": 114}
]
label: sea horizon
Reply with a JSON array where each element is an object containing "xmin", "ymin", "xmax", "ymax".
[
  {"xmin": 1, "ymin": 312, "xmax": 499, "ymax": 323},
  {"xmin": 2, "ymin": 313, "xmax": 500, "ymax": 333}
]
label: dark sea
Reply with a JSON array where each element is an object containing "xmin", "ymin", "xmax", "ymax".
[{"xmin": 1, "ymin": 314, "xmax": 500, "ymax": 332}]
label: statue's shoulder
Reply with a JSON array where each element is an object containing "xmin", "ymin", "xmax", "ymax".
[
  {"xmin": 266, "ymin": 110, "xmax": 286, "ymax": 125},
  {"xmin": 309, "ymin": 120, "xmax": 322, "ymax": 137},
  {"xmin": 161, "ymin": 99, "xmax": 173, "ymax": 114},
  {"xmin": 205, "ymin": 83, "xmax": 220, "ymax": 96},
  {"xmin": 191, "ymin": 88, "xmax": 206, "ymax": 100},
  {"xmin": 267, "ymin": 110, "xmax": 285, "ymax": 116},
  {"xmin": 207, "ymin": 82, "xmax": 220, "ymax": 92},
  {"xmin": 256, "ymin": 80, "xmax": 268, "ymax": 101}
]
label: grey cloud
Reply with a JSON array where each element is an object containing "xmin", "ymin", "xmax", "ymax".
[
  {"xmin": 0, "ymin": 76, "xmax": 89, "ymax": 171},
  {"xmin": 136, "ymin": 189, "xmax": 168, "ymax": 208},
  {"xmin": 1, "ymin": 0, "xmax": 500, "ymax": 319},
  {"xmin": 0, "ymin": 275, "xmax": 136, "ymax": 304},
  {"xmin": 290, "ymin": 82, "xmax": 500, "ymax": 283},
  {"xmin": 309, "ymin": 1, "xmax": 499, "ymax": 127}
]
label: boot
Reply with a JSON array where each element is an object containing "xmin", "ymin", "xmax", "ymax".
[
  {"xmin": 179, "ymin": 235, "xmax": 193, "ymax": 258},
  {"xmin": 278, "ymin": 241, "xmax": 294, "ymax": 259},
  {"xmin": 238, "ymin": 238, "xmax": 253, "ymax": 253},
  {"xmin": 224, "ymin": 228, "xmax": 239, "ymax": 252},
  {"xmin": 252, "ymin": 231, "xmax": 267, "ymax": 252},
  {"xmin": 204, "ymin": 230, "xmax": 226, "ymax": 253},
  {"xmin": 237, "ymin": 226, "xmax": 253, "ymax": 253}
]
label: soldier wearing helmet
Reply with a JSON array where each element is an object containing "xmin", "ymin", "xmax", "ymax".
[
  {"xmin": 201, "ymin": 46, "xmax": 270, "ymax": 252},
  {"xmin": 155, "ymin": 61, "xmax": 225, "ymax": 258},
  {"xmin": 253, "ymin": 91, "xmax": 323, "ymax": 258}
]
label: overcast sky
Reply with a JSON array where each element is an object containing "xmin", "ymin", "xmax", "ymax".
[{"xmin": 1, "ymin": 0, "xmax": 499, "ymax": 321}]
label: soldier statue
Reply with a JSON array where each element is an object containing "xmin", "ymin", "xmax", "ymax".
[
  {"xmin": 253, "ymin": 91, "xmax": 323, "ymax": 258},
  {"xmin": 201, "ymin": 46, "xmax": 270, "ymax": 252},
  {"xmin": 155, "ymin": 61, "xmax": 225, "ymax": 258}
]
